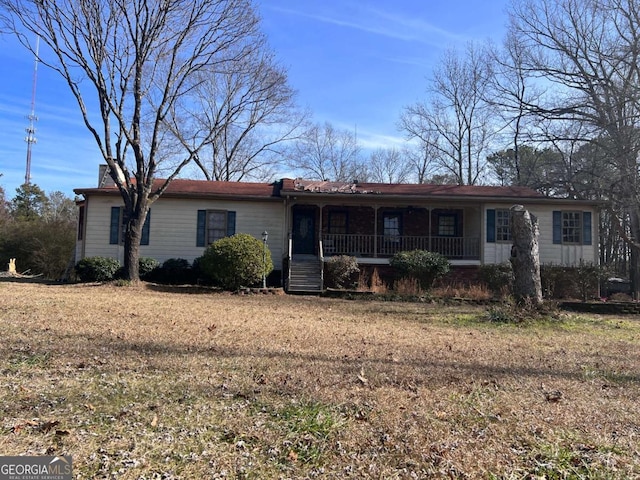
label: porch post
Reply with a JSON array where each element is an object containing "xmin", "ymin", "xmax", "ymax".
[
  {"xmin": 318, "ymin": 203, "xmax": 323, "ymax": 246},
  {"xmin": 373, "ymin": 206, "xmax": 378, "ymax": 257},
  {"xmin": 428, "ymin": 206, "xmax": 432, "ymax": 251}
]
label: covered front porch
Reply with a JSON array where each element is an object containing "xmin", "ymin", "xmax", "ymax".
[{"xmin": 289, "ymin": 203, "xmax": 482, "ymax": 262}]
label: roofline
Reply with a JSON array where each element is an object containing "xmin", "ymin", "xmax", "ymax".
[
  {"xmin": 73, "ymin": 187, "xmax": 284, "ymax": 202},
  {"xmin": 74, "ymin": 182, "xmax": 601, "ymax": 207}
]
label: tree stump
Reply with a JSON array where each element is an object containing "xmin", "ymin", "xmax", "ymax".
[{"xmin": 510, "ymin": 205, "xmax": 543, "ymax": 305}]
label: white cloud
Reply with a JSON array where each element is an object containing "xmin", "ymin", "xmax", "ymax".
[{"xmin": 268, "ymin": 4, "xmax": 466, "ymax": 47}]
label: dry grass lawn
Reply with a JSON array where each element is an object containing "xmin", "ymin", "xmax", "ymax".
[{"xmin": 1, "ymin": 279, "xmax": 639, "ymax": 479}]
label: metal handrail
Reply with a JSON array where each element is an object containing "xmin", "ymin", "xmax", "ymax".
[
  {"xmin": 287, "ymin": 234, "xmax": 292, "ymax": 290},
  {"xmin": 318, "ymin": 239, "xmax": 324, "ymax": 290}
]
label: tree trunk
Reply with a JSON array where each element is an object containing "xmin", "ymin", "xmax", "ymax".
[
  {"xmin": 510, "ymin": 205, "xmax": 543, "ymax": 305},
  {"xmin": 123, "ymin": 210, "xmax": 145, "ymax": 282}
]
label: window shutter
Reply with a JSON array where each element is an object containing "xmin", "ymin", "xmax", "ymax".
[
  {"xmin": 583, "ymin": 211, "xmax": 592, "ymax": 245},
  {"xmin": 196, "ymin": 210, "xmax": 206, "ymax": 247},
  {"xmin": 486, "ymin": 209, "xmax": 496, "ymax": 243},
  {"xmin": 110, "ymin": 207, "xmax": 121, "ymax": 244},
  {"xmin": 553, "ymin": 211, "xmax": 562, "ymax": 244},
  {"xmin": 226, "ymin": 211, "xmax": 236, "ymax": 237},
  {"xmin": 141, "ymin": 209, "xmax": 151, "ymax": 246}
]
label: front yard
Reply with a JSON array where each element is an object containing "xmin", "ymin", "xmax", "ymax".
[{"xmin": 1, "ymin": 280, "xmax": 638, "ymax": 478}]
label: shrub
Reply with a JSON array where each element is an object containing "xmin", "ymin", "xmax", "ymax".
[
  {"xmin": 324, "ymin": 255, "xmax": 359, "ymax": 289},
  {"xmin": 139, "ymin": 257, "xmax": 160, "ymax": 280},
  {"xmin": 540, "ymin": 263, "xmax": 605, "ymax": 300},
  {"xmin": 483, "ymin": 299, "xmax": 561, "ymax": 324},
  {"xmin": 199, "ymin": 233, "xmax": 273, "ymax": 290},
  {"xmin": 1, "ymin": 218, "xmax": 75, "ymax": 279},
  {"xmin": 575, "ymin": 260, "xmax": 607, "ymax": 301},
  {"xmin": 151, "ymin": 258, "xmax": 193, "ymax": 285},
  {"xmin": 390, "ymin": 250, "xmax": 450, "ymax": 290},
  {"xmin": 478, "ymin": 263, "xmax": 513, "ymax": 297},
  {"xmin": 75, "ymin": 256, "xmax": 121, "ymax": 282}
]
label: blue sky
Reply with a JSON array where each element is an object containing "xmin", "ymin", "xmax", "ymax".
[{"xmin": 0, "ymin": 0, "xmax": 509, "ymax": 199}]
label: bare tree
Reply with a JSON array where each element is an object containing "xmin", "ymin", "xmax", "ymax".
[
  {"xmin": 400, "ymin": 43, "xmax": 495, "ymax": 185},
  {"xmin": 179, "ymin": 46, "xmax": 305, "ymax": 182},
  {"xmin": 402, "ymin": 141, "xmax": 440, "ymax": 184},
  {"xmin": 487, "ymin": 31, "xmax": 544, "ymax": 185},
  {"xmin": 365, "ymin": 147, "xmax": 411, "ymax": 183},
  {"xmin": 509, "ymin": 0, "xmax": 640, "ymax": 292},
  {"xmin": 0, "ymin": 0, "xmax": 269, "ymax": 280},
  {"xmin": 288, "ymin": 122, "xmax": 361, "ymax": 182}
]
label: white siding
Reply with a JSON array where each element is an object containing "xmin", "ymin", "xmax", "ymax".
[
  {"xmin": 483, "ymin": 203, "xmax": 598, "ymax": 266},
  {"xmin": 82, "ymin": 196, "xmax": 286, "ymax": 269}
]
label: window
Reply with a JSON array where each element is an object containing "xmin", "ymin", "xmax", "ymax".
[
  {"xmin": 552, "ymin": 210, "xmax": 592, "ymax": 245},
  {"xmin": 77, "ymin": 205, "xmax": 85, "ymax": 240},
  {"xmin": 383, "ymin": 213, "xmax": 401, "ymax": 237},
  {"xmin": 438, "ymin": 214, "xmax": 456, "ymax": 237},
  {"xmin": 197, "ymin": 210, "xmax": 236, "ymax": 246},
  {"xmin": 207, "ymin": 210, "xmax": 228, "ymax": 244},
  {"xmin": 109, "ymin": 207, "xmax": 150, "ymax": 245},
  {"xmin": 562, "ymin": 211, "xmax": 582, "ymax": 244},
  {"xmin": 328, "ymin": 211, "xmax": 348, "ymax": 234},
  {"xmin": 487, "ymin": 208, "xmax": 514, "ymax": 243},
  {"xmin": 496, "ymin": 209, "xmax": 511, "ymax": 242}
]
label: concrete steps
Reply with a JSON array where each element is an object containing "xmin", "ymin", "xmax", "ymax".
[{"xmin": 288, "ymin": 257, "xmax": 323, "ymax": 293}]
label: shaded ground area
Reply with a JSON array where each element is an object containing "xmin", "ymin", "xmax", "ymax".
[{"xmin": 1, "ymin": 279, "xmax": 639, "ymax": 478}]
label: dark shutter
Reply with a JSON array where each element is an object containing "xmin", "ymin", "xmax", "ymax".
[
  {"xmin": 583, "ymin": 211, "xmax": 592, "ymax": 245},
  {"xmin": 486, "ymin": 209, "xmax": 495, "ymax": 243},
  {"xmin": 226, "ymin": 211, "xmax": 236, "ymax": 237},
  {"xmin": 110, "ymin": 207, "xmax": 121, "ymax": 244},
  {"xmin": 196, "ymin": 210, "xmax": 206, "ymax": 247},
  {"xmin": 553, "ymin": 211, "xmax": 562, "ymax": 244},
  {"xmin": 141, "ymin": 209, "xmax": 150, "ymax": 246}
]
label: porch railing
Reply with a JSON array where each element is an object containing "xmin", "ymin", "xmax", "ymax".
[{"xmin": 322, "ymin": 234, "xmax": 480, "ymax": 260}]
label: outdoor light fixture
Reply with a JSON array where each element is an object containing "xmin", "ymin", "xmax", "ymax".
[{"xmin": 262, "ymin": 231, "xmax": 268, "ymax": 289}]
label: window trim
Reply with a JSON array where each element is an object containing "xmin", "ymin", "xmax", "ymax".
[
  {"xmin": 437, "ymin": 213, "xmax": 457, "ymax": 237},
  {"xmin": 197, "ymin": 209, "xmax": 236, "ymax": 246},
  {"xmin": 495, "ymin": 208, "xmax": 512, "ymax": 243},
  {"xmin": 328, "ymin": 210, "xmax": 348, "ymax": 235},
  {"xmin": 206, "ymin": 209, "xmax": 229, "ymax": 245},
  {"xmin": 561, "ymin": 210, "xmax": 582, "ymax": 245},
  {"xmin": 109, "ymin": 206, "xmax": 150, "ymax": 245},
  {"xmin": 382, "ymin": 211, "xmax": 402, "ymax": 238},
  {"xmin": 552, "ymin": 210, "xmax": 592, "ymax": 246}
]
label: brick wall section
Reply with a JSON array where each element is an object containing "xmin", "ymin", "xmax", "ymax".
[
  {"xmin": 322, "ymin": 206, "xmax": 375, "ymax": 235},
  {"xmin": 358, "ymin": 264, "xmax": 480, "ymax": 289},
  {"xmin": 561, "ymin": 301, "xmax": 640, "ymax": 314},
  {"xmin": 436, "ymin": 265, "xmax": 480, "ymax": 287}
]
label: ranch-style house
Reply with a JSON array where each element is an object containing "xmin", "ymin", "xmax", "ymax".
[{"xmin": 74, "ymin": 169, "xmax": 599, "ymax": 292}]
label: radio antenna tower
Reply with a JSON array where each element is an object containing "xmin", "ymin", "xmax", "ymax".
[{"xmin": 24, "ymin": 36, "xmax": 40, "ymax": 185}]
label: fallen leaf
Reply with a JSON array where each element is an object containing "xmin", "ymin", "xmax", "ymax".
[{"xmin": 288, "ymin": 450, "xmax": 298, "ymax": 462}]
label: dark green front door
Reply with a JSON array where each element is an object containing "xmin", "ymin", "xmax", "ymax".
[{"xmin": 292, "ymin": 209, "xmax": 316, "ymax": 255}]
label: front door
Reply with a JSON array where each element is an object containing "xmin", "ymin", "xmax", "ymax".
[{"xmin": 292, "ymin": 209, "xmax": 316, "ymax": 255}]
